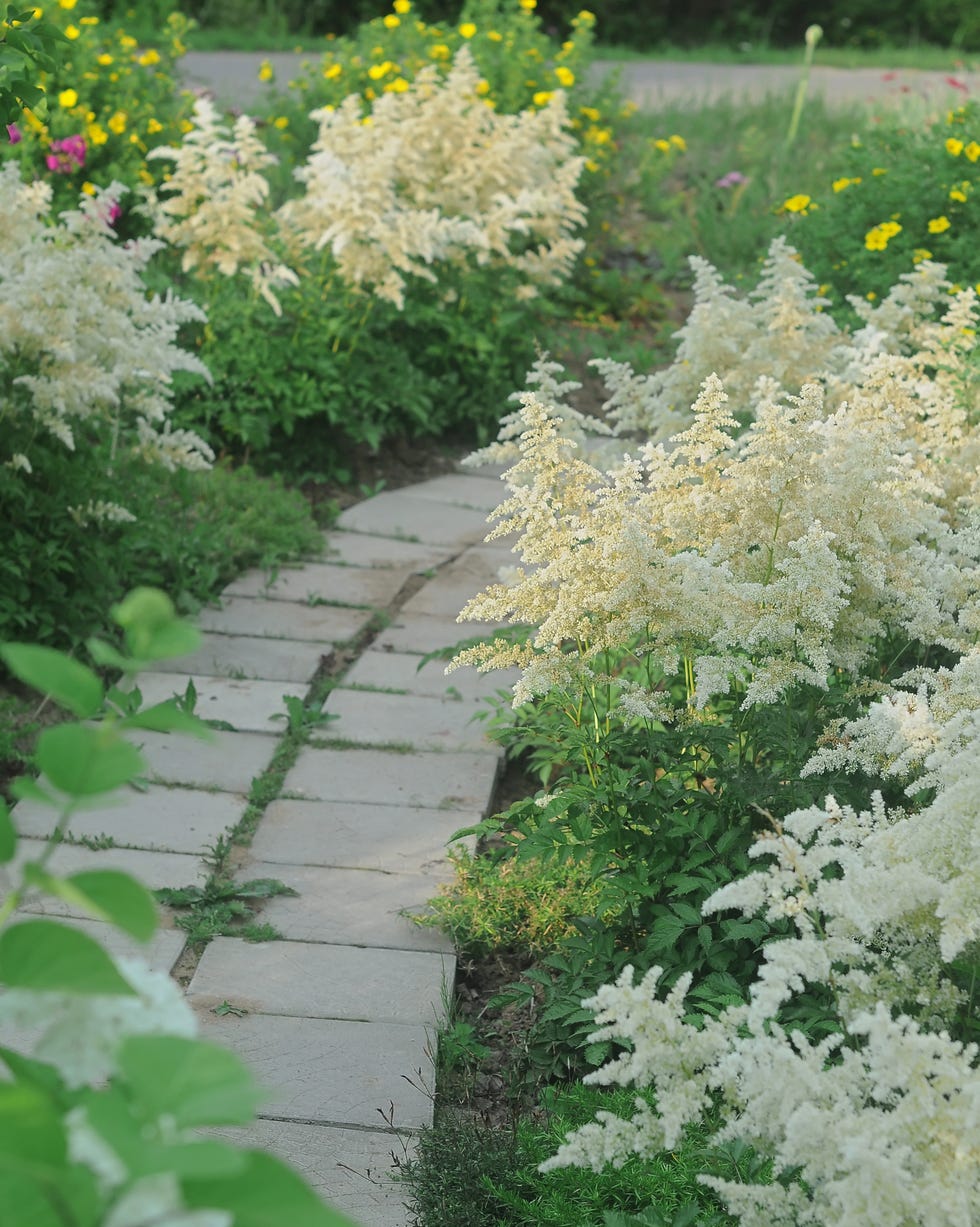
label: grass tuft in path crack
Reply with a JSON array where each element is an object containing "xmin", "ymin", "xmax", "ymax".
[{"xmin": 156, "ymin": 876, "xmax": 297, "ymax": 944}]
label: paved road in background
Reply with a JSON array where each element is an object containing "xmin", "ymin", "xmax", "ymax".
[{"xmin": 180, "ymin": 51, "xmax": 980, "ymax": 112}]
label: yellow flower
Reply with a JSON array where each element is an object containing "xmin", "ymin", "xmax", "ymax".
[
  {"xmin": 459, "ymin": 21, "xmax": 476, "ymax": 38},
  {"xmin": 273, "ymin": 115, "xmax": 289, "ymax": 128},
  {"xmin": 476, "ymin": 78, "xmax": 490, "ymax": 95},
  {"xmin": 258, "ymin": 59, "xmax": 274, "ymax": 82},
  {"xmin": 385, "ymin": 76, "xmax": 410, "ymax": 92},
  {"xmin": 519, "ymin": 0, "xmax": 536, "ymax": 9},
  {"xmin": 832, "ymin": 176, "xmax": 860, "ymax": 191},
  {"xmin": 394, "ymin": 0, "xmax": 411, "ymax": 11},
  {"xmin": 653, "ymin": 137, "xmax": 670, "ymax": 152},
  {"xmin": 912, "ymin": 248, "xmax": 932, "ymax": 263},
  {"xmin": 86, "ymin": 121, "xmax": 107, "ymax": 144},
  {"xmin": 871, "ymin": 166, "xmax": 887, "ymax": 176},
  {"xmin": 129, "ymin": 132, "xmax": 146, "ymax": 151},
  {"xmin": 107, "ymin": 110, "xmax": 127, "ymax": 134},
  {"xmin": 57, "ymin": 88, "xmax": 78, "ymax": 108},
  {"xmin": 488, "ymin": 29, "xmax": 502, "ymax": 40},
  {"xmin": 554, "ymin": 65, "xmax": 574, "ymax": 87},
  {"xmin": 586, "ymin": 125, "xmax": 611, "ymax": 145},
  {"xmin": 383, "ymin": 13, "xmax": 399, "ymax": 27},
  {"xmin": 430, "ymin": 43, "xmax": 450, "ymax": 59},
  {"xmin": 950, "ymin": 187, "xmax": 968, "ymax": 202},
  {"xmin": 864, "ymin": 221, "xmax": 901, "ymax": 251},
  {"xmin": 532, "ymin": 90, "xmax": 553, "ymax": 106},
  {"xmin": 576, "ymin": 10, "xmax": 596, "ymax": 23},
  {"xmin": 323, "ymin": 62, "xmax": 342, "ymax": 79},
  {"xmin": 118, "ymin": 33, "xmax": 137, "ymax": 49},
  {"xmin": 79, "ymin": 14, "xmax": 97, "ymax": 22},
  {"xmin": 782, "ymin": 193, "xmax": 812, "ymax": 213},
  {"xmin": 579, "ymin": 106, "xmax": 600, "ymax": 121},
  {"xmin": 945, "ymin": 137, "xmax": 964, "ymax": 156},
  {"xmin": 81, "ymin": 181, "xmax": 96, "ymax": 195},
  {"xmin": 138, "ymin": 48, "xmax": 160, "ymax": 66},
  {"xmin": 138, "ymin": 167, "xmax": 155, "ymax": 185},
  {"xmin": 57, "ymin": 0, "xmax": 76, "ymax": 6},
  {"xmin": 64, "ymin": 24, "xmax": 80, "ymax": 38},
  {"xmin": 928, "ymin": 215, "xmax": 951, "ymax": 233},
  {"xmin": 364, "ymin": 86, "xmax": 376, "ymax": 100},
  {"xmin": 866, "ymin": 291, "xmax": 876, "ymax": 301},
  {"xmin": 179, "ymin": 118, "xmax": 193, "ymax": 133},
  {"xmin": 97, "ymin": 53, "xmax": 113, "ymax": 65},
  {"xmin": 965, "ymin": 141, "xmax": 980, "ymax": 162},
  {"xmin": 669, "ymin": 133, "xmax": 686, "ymax": 150},
  {"xmin": 146, "ymin": 117, "xmax": 163, "ymax": 134}
]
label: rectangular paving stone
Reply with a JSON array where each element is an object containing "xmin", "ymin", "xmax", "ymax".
[
  {"xmin": 206, "ymin": 1120, "xmax": 413, "ymax": 1227},
  {"xmin": 249, "ymin": 799, "xmax": 477, "ymax": 874},
  {"xmin": 187, "ymin": 938, "xmax": 452, "ymax": 1026},
  {"xmin": 398, "ymin": 473, "xmax": 508, "ymax": 512},
  {"xmin": 373, "ymin": 613, "xmax": 504, "ymax": 658},
  {"xmin": 324, "ymin": 690, "xmax": 500, "ymax": 755},
  {"xmin": 11, "ymin": 915, "xmax": 185, "ymax": 974},
  {"xmin": 199, "ymin": 597, "xmax": 371, "ymax": 644},
  {"xmin": 399, "ymin": 576, "xmax": 493, "ymax": 620},
  {"xmin": 147, "ymin": 633, "xmax": 327, "ymax": 684},
  {"xmin": 135, "ymin": 729, "xmax": 277, "ymax": 793},
  {"xmin": 336, "ymin": 492, "xmax": 490, "ymax": 548},
  {"xmin": 12, "ymin": 785, "xmax": 241, "ymax": 855},
  {"xmin": 222, "ymin": 563, "xmax": 411, "ymax": 609},
  {"xmin": 8, "ymin": 842, "xmax": 205, "ymax": 916},
  {"xmin": 284, "ymin": 747, "xmax": 499, "ymax": 813},
  {"xmin": 343, "ymin": 651, "xmax": 515, "ymax": 704},
  {"xmin": 237, "ymin": 860, "xmax": 453, "ymax": 953},
  {"xmin": 196, "ymin": 1011, "xmax": 435, "ymax": 1130},
  {"xmin": 322, "ymin": 531, "xmax": 453, "ymax": 573},
  {"xmin": 135, "ymin": 674, "xmax": 307, "ymax": 735}
]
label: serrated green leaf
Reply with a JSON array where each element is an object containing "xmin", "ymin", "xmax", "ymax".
[
  {"xmin": 0, "ymin": 920, "xmax": 136, "ymax": 995},
  {"xmin": 0, "ymin": 644, "xmax": 103, "ymax": 718},
  {"xmin": 648, "ymin": 915, "xmax": 687, "ymax": 950},
  {"xmin": 9, "ymin": 776, "xmax": 58, "ymax": 809},
  {"xmin": 0, "ymin": 1082, "xmax": 66, "ymax": 1167},
  {"xmin": 119, "ymin": 700, "xmax": 212, "ymax": 740},
  {"xmin": 183, "ymin": 1149, "xmax": 358, "ymax": 1227},
  {"xmin": 36, "ymin": 724, "xmax": 144, "ymax": 797},
  {"xmin": 65, "ymin": 870, "xmax": 157, "ymax": 941},
  {"xmin": 117, "ymin": 1036, "xmax": 263, "ymax": 1128}
]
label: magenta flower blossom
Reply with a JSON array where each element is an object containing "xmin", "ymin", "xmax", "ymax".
[
  {"xmin": 46, "ymin": 134, "xmax": 87, "ymax": 173},
  {"xmin": 6, "ymin": 123, "xmax": 22, "ymax": 144},
  {"xmin": 715, "ymin": 170, "xmax": 748, "ymax": 189}
]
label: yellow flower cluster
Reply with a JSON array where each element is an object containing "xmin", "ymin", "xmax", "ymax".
[{"xmin": 864, "ymin": 219, "xmax": 901, "ymax": 251}]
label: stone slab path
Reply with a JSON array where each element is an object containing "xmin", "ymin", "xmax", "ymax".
[{"xmin": 4, "ymin": 466, "xmax": 519, "ymax": 1227}]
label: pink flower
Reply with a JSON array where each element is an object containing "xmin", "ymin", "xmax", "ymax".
[
  {"xmin": 45, "ymin": 133, "xmax": 87, "ymax": 173},
  {"xmin": 715, "ymin": 170, "xmax": 748, "ymax": 188},
  {"xmin": 96, "ymin": 196, "xmax": 122, "ymax": 228},
  {"xmin": 6, "ymin": 123, "xmax": 22, "ymax": 144},
  {"xmin": 945, "ymin": 76, "xmax": 969, "ymax": 94}
]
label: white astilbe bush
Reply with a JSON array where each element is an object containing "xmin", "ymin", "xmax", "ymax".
[
  {"xmin": 0, "ymin": 164, "xmax": 212, "ymax": 476},
  {"xmin": 149, "ymin": 97, "xmax": 298, "ymax": 314},
  {"xmin": 451, "ymin": 365, "xmax": 961, "ymax": 710},
  {"xmin": 276, "ymin": 47, "xmax": 586, "ymax": 309},
  {"xmin": 542, "ymin": 680, "xmax": 980, "ymax": 1223}
]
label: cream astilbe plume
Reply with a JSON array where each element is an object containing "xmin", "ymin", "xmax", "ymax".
[
  {"xmin": 0, "ymin": 166, "xmax": 212, "ymax": 479},
  {"xmin": 149, "ymin": 97, "xmax": 297, "ymax": 314},
  {"xmin": 277, "ymin": 47, "xmax": 586, "ymax": 309},
  {"xmin": 463, "ymin": 351, "xmax": 616, "ymax": 470},
  {"xmin": 544, "ymin": 689, "xmax": 980, "ymax": 1223},
  {"xmin": 456, "ymin": 364, "xmax": 955, "ymax": 714}
]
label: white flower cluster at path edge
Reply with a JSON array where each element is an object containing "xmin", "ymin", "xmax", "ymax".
[{"xmin": 451, "ymin": 246, "xmax": 980, "ymax": 1225}]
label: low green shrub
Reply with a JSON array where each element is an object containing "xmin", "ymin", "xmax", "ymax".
[{"xmin": 778, "ymin": 99, "xmax": 980, "ymax": 311}]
